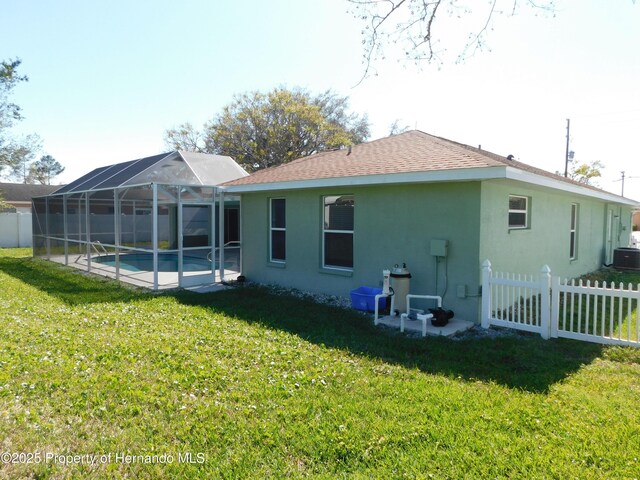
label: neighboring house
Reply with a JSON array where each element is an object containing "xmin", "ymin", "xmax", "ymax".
[
  {"xmin": 222, "ymin": 130, "xmax": 640, "ymax": 322},
  {"xmin": 0, "ymin": 182, "xmax": 62, "ymax": 248},
  {"xmin": 0, "ymin": 182, "xmax": 61, "ymax": 212}
]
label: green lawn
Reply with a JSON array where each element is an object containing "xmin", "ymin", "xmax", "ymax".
[{"xmin": 1, "ymin": 248, "xmax": 639, "ymax": 479}]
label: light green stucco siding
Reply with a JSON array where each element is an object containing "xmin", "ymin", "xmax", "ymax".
[
  {"xmin": 240, "ymin": 182, "xmax": 483, "ymax": 321},
  {"xmin": 479, "ymin": 179, "xmax": 634, "ymax": 279},
  {"xmin": 238, "ymin": 178, "xmax": 634, "ymax": 324}
]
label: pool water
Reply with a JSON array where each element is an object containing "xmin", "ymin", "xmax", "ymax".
[{"xmin": 94, "ymin": 253, "xmax": 215, "ymax": 272}]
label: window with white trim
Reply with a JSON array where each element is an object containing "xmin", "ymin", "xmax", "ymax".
[
  {"xmin": 270, "ymin": 198, "xmax": 286, "ymax": 262},
  {"xmin": 570, "ymin": 203, "xmax": 578, "ymax": 260},
  {"xmin": 323, "ymin": 195, "xmax": 354, "ymax": 269},
  {"xmin": 508, "ymin": 195, "xmax": 528, "ymax": 229}
]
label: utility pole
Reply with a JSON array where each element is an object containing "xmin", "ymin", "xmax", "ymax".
[
  {"xmin": 621, "ymin": 171, "xmax": 626, "ymax": 197},
  {"xmin": 564, "ymin": 118, "xmax": 571, "ymax": 177}
]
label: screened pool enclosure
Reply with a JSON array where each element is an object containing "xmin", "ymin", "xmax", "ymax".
[{"xmin": 32, "ymin": 151, "xmax": 247, "ymax": 290}]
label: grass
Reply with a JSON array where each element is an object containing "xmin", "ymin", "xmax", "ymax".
[{"xmin": 1, "ymin": 248, "xmax": 639, "ymax": 478}]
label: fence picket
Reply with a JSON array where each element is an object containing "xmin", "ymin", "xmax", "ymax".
[
  {"xmin": 636, "ymin": 284, "xmax": 640, "ymax": 342},
  {"xmin": 593, "ymin": 281, "xmax": 599, "ymax": 337},
  {"xmin": 577, "ymin": 280, "xmax": 583, "ymax": 334},
  {"xmin": 481, "ymin": 259, "xmax": 639, "ymax": 347},
  {"xmin": 562, "ymin": 280, "xmax": 568, "ymax": 331},
  {"xmin": 570, "ymin": 279, "xmax": 575, "ymax": 333},
  {"xmin": 618, "ymin": 283, "xmax": 623, "ymax": 341},
  {"xmin": 580, "ymin": 280, "xmax": 591, "ymax": 333},
  {"xmin": 627, "ymin": 283, "xmax": 632, "ymax": 342},
  {"xmin": 517, "ymin": 274, "xmax": 522, "ymax": 325},
  {"xmin": 609, "ymin": 286, "xmax": 614, "ymax": 341}
]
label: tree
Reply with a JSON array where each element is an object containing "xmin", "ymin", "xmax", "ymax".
[
  {"xmin": 348, "ymin": 0, "xmax": 556, "ymax": 80},
  {"xmin": 0, "ymin": 58, "xmax": 27, "ymax": 130},
  {"xmin": 0, "ymin": 189, "xmax": 12, "ymax": 211},
  {"xmin": 568, "ymin": 160, "xmax": 603, "ymax": 186},
  {"xmin": 4, "ymin": 134, "xmax": 41, "ymax": 183},
  {"xmin": 27, "ymin": 154, "xmax": 65, "ymax": 185},
  {"xmin": 163, "ymin": 122, "xmax": 206, "ymax": 153},
  {"xmin": 0, "ymin": 58, "xmax": 41, "ymax": 179},
  {"xmin": 165, "ymin": 87, "xmax": 370, "ymax": 172},
  {"xmin": 388, "ymin": 119, "xmax": 410, "ymax": 136}
]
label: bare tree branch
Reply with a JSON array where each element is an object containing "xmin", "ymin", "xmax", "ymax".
[{"xmin": 348, "ymin": 0, "xmax": 557, "ymax": 84}]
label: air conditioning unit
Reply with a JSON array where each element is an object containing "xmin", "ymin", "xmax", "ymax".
[{"xmin": 613, "ymin": 247, "xmax": 640, "ymax": 270}]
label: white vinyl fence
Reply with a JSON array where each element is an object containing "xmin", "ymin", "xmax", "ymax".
[
  {"xmin": 481, "ymin": 260, "xmax": 640, "ymax": 347},
  {"xmin": 0, "ymin": 212, "xmax": 32, "ymax": 248}
]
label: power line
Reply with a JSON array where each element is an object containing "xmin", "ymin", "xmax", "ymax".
[{"xmin": 613, "ymin": 171, "xmax": 640, "ymax": 197}]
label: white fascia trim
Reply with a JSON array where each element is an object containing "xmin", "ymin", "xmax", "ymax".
[
  {"xmin": 505, "ymin": 167, "xmax": 640, "ymax": 206},
  {"xmin": 221, "ymin": 166, "xmax": 507, "ymax": 193}
]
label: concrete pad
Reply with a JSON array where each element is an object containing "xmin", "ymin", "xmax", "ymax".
[
  {"xmin": 183, "ymin": 283, "xmax": 230, "ymax": 294},
  {"xmin": 376, "ymin": 315, "xmax": 474, "ymax": 337}
]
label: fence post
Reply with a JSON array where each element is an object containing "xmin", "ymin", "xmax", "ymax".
[
  {"xmin": 550, "ymin": 276, "xmax": 560, "ymax": 338},
  {"xmin": 539, "ymin": 265, "xmax": 551, "ymax": 339},
  {"xmin": 481, "ymin": 259, "xmax": 492, "ymax": 329}
]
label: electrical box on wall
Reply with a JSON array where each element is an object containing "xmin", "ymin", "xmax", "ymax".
[{"xmin": 430, "ymin": 239, "xmax": 448, "ymax": 257}]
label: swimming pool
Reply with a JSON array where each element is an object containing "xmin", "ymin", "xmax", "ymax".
[{"xmin": 93, "ymin": 253, "xmax": 215, "ymax": 273}]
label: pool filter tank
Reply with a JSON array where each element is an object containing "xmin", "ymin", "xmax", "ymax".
[{"xmin": 391, "ymin": 263, "xmax": 411, "ymax": 314}]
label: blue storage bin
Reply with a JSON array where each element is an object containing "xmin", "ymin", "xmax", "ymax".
[{"xmin": 350, "ymin": 286, "xmax": 387, "ymax": 312}]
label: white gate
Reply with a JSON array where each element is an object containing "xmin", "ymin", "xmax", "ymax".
[{"xmin": 481, "ymin": 260, "xmax": 640, "ymax": 347}]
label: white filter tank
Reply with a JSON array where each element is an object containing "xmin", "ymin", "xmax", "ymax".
[{"xmin": 390, "ymin": 263, "xmax": 411, "ymax": 314}]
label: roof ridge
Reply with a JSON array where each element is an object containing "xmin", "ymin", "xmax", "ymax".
[
  {"xmin": 220, "ymin": 130, "xmax": 635, "ymax": 203},
  {"xmin": 434, "ymin": 134, "xmax": 628, "ymax": 196}
]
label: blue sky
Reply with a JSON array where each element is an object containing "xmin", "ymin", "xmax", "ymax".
[{"xmin": 2, "ymin": 0, "xmax": 639, "ymax": 198}]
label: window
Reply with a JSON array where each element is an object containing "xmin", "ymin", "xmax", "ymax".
[
  {"xmin": 570, "ymin": 203, "xmax": 578, "ymax": 259},
  {"xmin": 323, "ymin": 195, "xmax": 354, "ymax": 269},
  {"xmin": 508, "ymin": 195, "xmax": 528, "ymax": 229},
  {"xmin": 270, "ymin": 198, "xmax": 286, "ymax": 262}
]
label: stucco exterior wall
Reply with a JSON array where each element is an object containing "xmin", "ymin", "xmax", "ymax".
[
  {"xmin": 240, "ymin": 182, "xmax": 483, "ymax": 322},
  {"xmin": 238, "ymin": 178, "xmax": 633, "ymax": 324},
  {"xmin": 479, "ymin": 179, "xmax": 634, "ymax": 279}
]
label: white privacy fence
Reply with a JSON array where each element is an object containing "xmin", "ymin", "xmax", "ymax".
[
  {"xmin": 0, "ymin": 212, "xmax": 32, "ymax": 248},
  {"xmin": 481, "ymin": 260, "xmax": 640, "ymax": 347}
]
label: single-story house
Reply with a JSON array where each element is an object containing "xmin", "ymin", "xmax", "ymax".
[
  {"xmin": 0, "ymin": 182, "xmax": 61, "ymax": 213},
  {"xmin": 0, "ymin": 182, "xmax": 62, "ymax": 248},
  {"xmin": 222, "ymin": 130, "xmax": 640, "ymax": 322}
]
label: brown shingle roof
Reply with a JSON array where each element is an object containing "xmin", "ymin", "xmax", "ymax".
[
  {"xmin": 0, "ymin": 182, "xmax": 62, "ymax": 202},
  {"xmin": 222, "ymin": 130, "xmax": 631, "ymax": 202},
  {"xmin": 224, "ymin": 130, "xmax": 505, "ymax": 186}
]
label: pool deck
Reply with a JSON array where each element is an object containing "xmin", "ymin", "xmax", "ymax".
[{"xmin": 47, "ymin": 254, "xmax": 240, "ymax": 291}]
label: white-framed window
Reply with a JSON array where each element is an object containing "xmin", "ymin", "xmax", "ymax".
[
  {"xmin": 323, "ymin": 195, "xmax": 354, "ymax": 270},
  {"xmin": 508, "ymin": 195, "xmax": 529, "ymax": 229},
  {"xmin": 570, "ymin": 203, "xmax": 578, "ymax": 260},
  {"xmin": 269, "ymin": 198, "xmax": 286, "ymax": 262}
]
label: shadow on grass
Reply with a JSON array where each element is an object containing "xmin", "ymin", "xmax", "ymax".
[
  {"xmin": 173, "ymin": 285, "xmax": 605, "ymax": 394},
  {"xmin": 0, "ymin": 254, "xmax": 605, "ymax": 393},
  {"xmin": 0, "ymin": 255, "xmax": 147, "ymax": 305}
]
